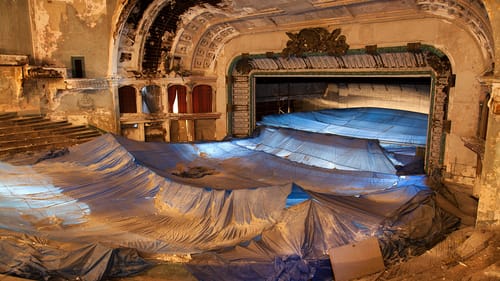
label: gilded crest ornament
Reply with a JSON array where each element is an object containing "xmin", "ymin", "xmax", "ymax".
[{"xmin": 282, "ymin": 27, "xmax": 349, "ymax": 57}]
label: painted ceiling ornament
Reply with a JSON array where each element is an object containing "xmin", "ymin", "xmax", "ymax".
[{"xmin": 282, "ymin": 27, "xmax": 349, "ymax": 58}]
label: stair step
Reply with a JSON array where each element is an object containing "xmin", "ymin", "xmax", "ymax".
[
  {"xmin": 0, "ymin": 135, "xmax": 73, "ymax": 147},
  {"xmin": 64, "ymin": 130, "xmax": 102, "ymax": 139},
  {"xmin": 0, "ymin": 140, "xmax": 80, "ymax": 156},
  {"xmin": 51, "ymin": 125, "xmax": 93, "ymax": 134},
  {"xmin": 0, "ymin": 120, "xmax": 68, "ymax": 132},
  {"xmin": 0, "ymin": 126, "xmax": 102, "ymax": 142},
  {"xmin": 0, "ymin": 112, "xmax": 18, "ymax": 120},
  {"xmin": 0, "ymin": 112, "xmax": 104, "ymax": 158},
  {"xmin": 0, "ymin": 115, "xmax": 45, "ymax": 125},
  {"xmin": 0, "ymin": 125, "xmax": 75, "ymax": 139},
  {"xmin": 31, "ymin": 120, "xmax": 71, "ymax": 130}
]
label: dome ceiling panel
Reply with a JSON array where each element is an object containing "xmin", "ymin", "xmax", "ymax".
[{"xmin": 192, "ymin": 23, "xmax": 239, "ymax": 71}]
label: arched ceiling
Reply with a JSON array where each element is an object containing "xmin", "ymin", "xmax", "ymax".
[{"xmin": 114, "ymin": 0, "xmax": 493, "ymax": 78}]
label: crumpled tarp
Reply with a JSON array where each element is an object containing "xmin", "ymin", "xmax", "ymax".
[
  {"xmin": 258, "ymin": 107, "xmax": 428, "ymax": 146},
  {"xmin": 234, "ymin": 126, "xmax": 396, "ymax": 174},
  {"xmin": 0, "ymin": 115, "xmax": 454, "ymax": 281},
  {"xmin": 115, "ymin": 133, "xmax": 402, "ymax": 194},
  {"xmin": 187, "ymin": 184, "xmax": 459, "ymax": 281},
  {"xmin": 0, "ymin": 234, "xmax": 149, "ymax": 281}
]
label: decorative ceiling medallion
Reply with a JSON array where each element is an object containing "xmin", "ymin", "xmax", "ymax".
[{"xmin": 282, "ymin": 28, "xmax": 349, "ymax": 57}]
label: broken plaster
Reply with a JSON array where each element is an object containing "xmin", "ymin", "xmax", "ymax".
[
  {"xmin": 43, "ymin": 0, "xmax": 106, "ymax": 28},
  {"xmin": 72, "ymin": 0, "xmax": 107, "ymax": 28},
  {"xmin": 32, "ymin": 1, "xmax": 62, "ymax": 62},
  {"xmin": 32, "ymin": 0, "xmax": 107, "ymax": 62}
]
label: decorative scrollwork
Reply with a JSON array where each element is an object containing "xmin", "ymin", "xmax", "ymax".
[
  {"xmin": 425, "ymin": 53, "xmax": 451, "ymax": 75},
  {"xmin": 235, "ymin": 55, "xmax": 253, "ymax": 74},
  {"xmin": 27, "ymin": 67, "xmax": 63, "ymax": 79},
  {"xmin": 282, "ymin": 27, "xmax": 349, "ymax": 57}
]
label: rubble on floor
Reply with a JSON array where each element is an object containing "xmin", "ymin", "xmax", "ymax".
[{"xmin": 363, "ymin": 226, "xmax": 500, "ymax": 281}]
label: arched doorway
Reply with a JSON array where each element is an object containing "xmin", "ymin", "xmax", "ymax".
[
  {"xmin": 167, "ymin": 85, "xmax": 187, "ymax": 113},
  {"xmin": 192, "ymin": 85, "xmax": 213, "ymax": 113},
  {"xmin": 192, "ymin": 85, "xmax": 215, "ymax": 140},
  {"xmin": 141, "ymin": 85, "xmax": 162, "ymax": 114},
  {"xmin": 118, "ymin": 86, "xmax": 137, "ymax": 113}
]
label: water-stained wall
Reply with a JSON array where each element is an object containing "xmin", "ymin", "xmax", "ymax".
[
  {"xmin": 0, "ymin": 65, "xmax": 27, "ymax": 112},
  {"xmin": 29, "ymin": 0, "xmax": 116, "ymax": 78},
  {"xmin": 14, "ymin": 0, "xmax": 120, "ymax": 132},
  {"xmin": 0, "ymin": 0, "xmax": 33, "ymax": 57}
]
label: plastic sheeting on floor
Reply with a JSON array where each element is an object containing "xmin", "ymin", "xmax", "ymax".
[
  {"xmin": 259, "ymin": 107, "xmax": 428, "ymax": 146},
  {"xmin": 114, "ymin": 133, "xmax": 402, "ymax": 194},
  {"xmin": 0, "ymin": 130, "xmax": 455, "ymax": 281},
  {"xmin": 234, "ymin": 126, "xmax": 396, "ymax": 174},
  {"xmin": 187, "ymin": 184, "xmax": 459, "ymax": 281},
  {"xmin": 0, "ymin": 235, "xmax": 149, "ymax": 281}
]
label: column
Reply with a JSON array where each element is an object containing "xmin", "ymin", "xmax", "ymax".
[
  {"xmin": 476, "ymin": 80, "xmax": 500, "ymax": 227},
  {"xmin": 231, "ymin": 75, "xmax": 251, "ymax": 137}
]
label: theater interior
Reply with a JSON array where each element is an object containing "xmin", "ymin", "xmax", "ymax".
[{"xmin": 0, "ymin": 1, "xmax": 499, "ymax": 280}]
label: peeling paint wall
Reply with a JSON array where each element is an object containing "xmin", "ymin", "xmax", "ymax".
[
  {"xmin": 72, "ymin": 0, "xmax": 108, "ymax": 28},
  {"xmin": 0, "ymin": 54, "xmax": 41, "ymax": 113},
  {"xmin": 30, "ymin": 1, "xmax": 61, "ymax": 64},
  {"xmin": 6, "ymin": 0, "xmax": 121, "ymax": 133},
  {"xmin": 0, "ymin": 0, "xmax": 33, "ymax": 57},
  {"xmin": 50, "ymin": 89, "xmax": 116, "ymax": 132},
  {"xmin": 0, "ymin": 66, "xmax": 26, "ymax": 112},
  {"xmin": 29, "ymin": 0, "xmax": 116, "ymax": 77},
  {"xmin": 23, "ymin": 78, "xmax": 63, "ymax": 114}
]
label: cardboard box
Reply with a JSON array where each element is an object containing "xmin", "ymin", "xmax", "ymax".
[{"xmin": 328, "ymin": 237, "xmax": 385, "ymax": 281}]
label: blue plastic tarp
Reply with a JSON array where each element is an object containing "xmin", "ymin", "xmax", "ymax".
[
  {"xmin": 0, "ymin": 125, "xmax": 454, "ymax": 281},
  {"xmin": 259, "ymin": 107, "xmax": 428, "ymax": 146},
  {"xmin": 187, "ymin": 185, "xmax": 459, "ymax": 281},
  {"xmin": 235, "ymin": 126, "xmax": 396, "ymax": 174}
]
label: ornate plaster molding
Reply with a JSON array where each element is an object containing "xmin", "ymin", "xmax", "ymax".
[
  {"xmin": 416, "ymin": 0, "xmax": 494, "ymax": 70},
  {"xmin": 281, "ymin": 28, "xmax": 349, "ymax": 58},
  {"xmin": 171, "ymin": 10, "xmax": 239, "ymax": 74},
  {"xmin": 191, "ymin": 23, "xmax": 240, "ymax": 71},
  {"xmin": 232, "ymin": 47, "xmax": 448, "ymax": 75}
]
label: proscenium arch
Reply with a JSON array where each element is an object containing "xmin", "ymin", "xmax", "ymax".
[
  {"xmin": 248, "ymin": 72, "xmax": 436, "ymax": 174},
  {"xmin": 227, "ymin": 45, "xmax": 454, "ymax": 175}
]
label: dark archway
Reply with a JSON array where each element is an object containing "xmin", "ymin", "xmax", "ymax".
[
  {"xmin": 167, "ymin": 85, "xmax": 187, "ymax": 113},
  {"xmin": 254, "ymin": 76, "xmax": 431, "ymax": 122},
  {"xmin": 141, "ymin": 85, "xmax": 162, "ymax": 113},
  {"xmin": 192, "ymin": 85, "xmax": 213, "ymax": 113},
  {"xmin": 118, "ymin": 86, "xmax": 137, "ymax": 113}
]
